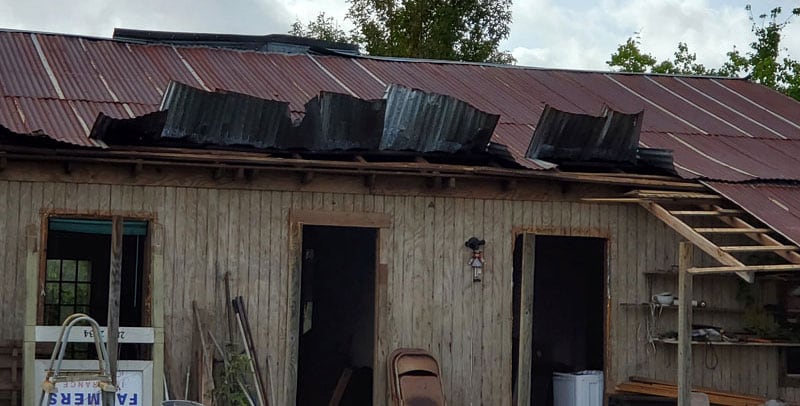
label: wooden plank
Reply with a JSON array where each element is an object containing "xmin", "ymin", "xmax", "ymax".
[
  {"xmin": 328, "ymin": 368, "xmax": 353, "ymax": 406},
  {"xmin": 2, "ymin": 145, "xmax": 707, "ymax": 190},
  {"xmin": 639, "ymin": 202, "xmax": 752, "ymax": 282},
  {"xmin": 580, "ymin": 197, "xmax": 644, "ymax": 203},
  {"xmin": 630, "ymin": 376, "xmax": 766, "ymax": 401},
  {"xmin": 678, "ymin": 242, "xmax": 693, "ymax": 406},
  {"xmin": 689, "ymin": 264, "xmax": 800, "ymax": 274},
  {"xmin": 626, "ymin": 190, "xmax": 722, "ymax": 200},
  {"xmin": 105, "ymin": 216, "xmax": 123, "ymax": 403},
  {"xmin": 719, "ymin": 245, "xmax": 797, "ymax": 252},
  {"xmin": 514, "ymin": 233, "xmax": 535, "ymax": 406},
  {"xmin": 670, "ymin": 209, "xmax": 744, "ymax": 216},
  {"xmin": 617, "ymin": 382, "xmax": 764, "ymax": 406},
  {"xmin": 285, "ymin": 192, "xmax": 301, "ymax": 405},
  {"xmin": 290, "ymin": 209, "xmax": 392, "ymax": 229},
  {"xmin": 694, "ymin": 228, "xmax": 771, "ymax": 234}
]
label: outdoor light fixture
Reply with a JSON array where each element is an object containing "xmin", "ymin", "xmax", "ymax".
[{"xmin": 465, "ymin": 237, "xmax": 486, "ymax": 282}]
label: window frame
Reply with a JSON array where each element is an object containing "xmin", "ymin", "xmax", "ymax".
[{"xmin": 37, "ymin": 212, "xmax": 154, "ymax": 328}]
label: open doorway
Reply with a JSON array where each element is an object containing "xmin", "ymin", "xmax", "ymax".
[
  {"xmin": 42, "ymin": 218, "xmax": 148, "ymax": 360},
  {"xmin": 296, "ymin": 225, "xmax": 377, "ymax": 405},
  {"xmin": 513, "ymin": 234, "xmax": 606, "ymax": 406}
]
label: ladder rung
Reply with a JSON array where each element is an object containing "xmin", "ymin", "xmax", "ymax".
[
  {"xmin": 670, "ymin": 209, "xmax": 744, "ymax": 216},
  {"xmin": 690, "ymin": 264, "xmax": 800, "ymax": 273},
  {"xmin": 695, "ymin": 228, "xmax": 771, "ymax": 234},
  {"xmin": 720, "ymin": 245, "xmax": 798, "ymax": 252}
]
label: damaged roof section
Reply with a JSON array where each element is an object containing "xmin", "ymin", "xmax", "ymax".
[
  {"xmin": 113, "ymin": 28, "xmax": 361, "ymax": 55},
  {"xmin": 159, "ymin": 82, "xmax": 292, "ymax": 148},
  {"xmin": 527, "ymin": 105, "xmax": 644, "ymax": 163},
  {"xmin": 382, "ymin": 85, "xmax": 499, "ymax": 153},
  {"xmin": 90, "ymin": 81, "xmax": 500, "ymax": 155}
]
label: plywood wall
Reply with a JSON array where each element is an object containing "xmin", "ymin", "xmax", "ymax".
[{"xmin": 0, "ymin": 176, "xmax": 793, "ymax": 404}]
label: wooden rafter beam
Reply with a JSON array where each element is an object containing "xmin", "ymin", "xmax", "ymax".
[
  {"xmin": 690, "ymin": 264, "xmax": 800, "ymax": 274},
  {"xmin": 670, "ymin": 209, "xmax": 743, "ymax": 216},
  {"xmin": 581, "ymin": 198, "xmax": 644, "ymax": 203},
  {"xmin": 0, "ymin": 145, "xmax": 706, "ymax": 190},
  {"xmin": 626, "ymin": 189, "xmax": 723, "ymax": 200},
  {"xmin": 720, "ymin": 245, "xmax": 797, "ymax": 252},
  {"xmin": 705, "ymin": 204, "xmax": 800, "ymax": 264},
  {"xmin": 639, "ymin": 201, "xmax": 753, "ymax": 282},
  {"xmin": 694, "ymin": 228, "xmax": 771, "ymax": 234}
]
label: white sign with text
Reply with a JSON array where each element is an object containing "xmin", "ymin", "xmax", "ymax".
[{"xmin": 34, "ymin": 360, "xmax": 152, "ymax": 406}]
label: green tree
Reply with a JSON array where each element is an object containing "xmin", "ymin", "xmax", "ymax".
[
  {"xmin": 346, "ymin": 0, "xmax": 515, "ymax": 64},
  {"xmin": 289, "ymin": 12, "xmax": 353, "ymax": 43},
  {"xmin": 607, "ymin": 5, "xmax": 800, "ymax": 100},
  {"xmin": 606, "ymin": 35, "xmax": 657, "ymax": 73}
]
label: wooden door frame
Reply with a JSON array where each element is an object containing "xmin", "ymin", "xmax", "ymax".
[
  {"xmin": 512, "ymin": 227, "xmax": 611, "ymax": 406},
  {"xmin": 23, "ymin": 210, "xmax": 164, "ymax": 404},
  {"xmin": 287, "ymin": 209, "xmax": 392, "ymax": 405}
]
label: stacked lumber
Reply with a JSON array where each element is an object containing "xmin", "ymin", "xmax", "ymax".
[{"xmin": 617, "ymin": 377, "xmax": 766, "ymax": 406}]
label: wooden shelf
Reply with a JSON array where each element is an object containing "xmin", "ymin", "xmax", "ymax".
[
  {"xmin": 620, "ymin": 302, "xmax": 744, "ymax": 313},
  {"xmin": 652, "ymin": 338, "xmax": 800, "ymax": 347}
]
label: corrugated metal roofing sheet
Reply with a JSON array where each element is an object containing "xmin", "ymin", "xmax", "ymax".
[
  {"xmin": 705, "ymin": 182, "xmax": 800, "ymax": 246},
  {"xmin": 91, "ymin": 82, "xmax": 498, "ymax": 154},
  {"xmin": 526, "ymin": 105, "xmax": 643, "ymax": 163},
  {"xmin": 0, "ymin": 33, "xmax": 59, "ymax": 98},
  {"xmin": 2, "ymin": 30, "xmax": 800, "ymax": 178}
]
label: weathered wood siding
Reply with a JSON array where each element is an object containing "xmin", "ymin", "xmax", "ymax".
[{"xmin": 0, "ymin": 170, "xmax": 793, "ymax": 403}]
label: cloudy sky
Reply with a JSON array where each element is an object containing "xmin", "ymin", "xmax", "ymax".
[{"xmin": 1, "ymin": 0, "xmax": 799, "ymax": 71}]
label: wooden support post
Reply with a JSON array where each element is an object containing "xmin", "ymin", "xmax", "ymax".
[
  {"xmin": 132, "ymin": 160, "xmax": 144, "ymax": 177},
  {"xmin": 364, "ymin": 173, "xmax": 376, "ymax": 188},
  {"xmin": 106, "ymin": 216, "xmax": 124, "ymax": 402},
  {"xmin": 301, "ymin": 171, "xmax": 314, "ymax": 184},
  {"xmin": 678, "ymin": 242, "xmax": 693, "ymax": 406},
  {"xmin": 234, "ymin": 167, "xmax": 245, "ymax": 180}
]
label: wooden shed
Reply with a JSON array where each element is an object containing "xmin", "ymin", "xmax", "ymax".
[{"xmin": 3, "ymin": 29, "xmax": 800, "ymax": 405}]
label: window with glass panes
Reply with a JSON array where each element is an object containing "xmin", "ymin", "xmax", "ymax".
[{"xmin": 44, "ymin": 259, "xmax": 92, "ymax": 325}]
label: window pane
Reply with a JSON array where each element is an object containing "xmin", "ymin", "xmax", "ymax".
[
  {"xmin": 76, "ymin": 284, "xmax": 90, "ymax": 305},
  {"xmin": 77, "ymin": 306, "xmax": 90, "ymax": 315},
  {"xmin": 77, "ymin": 261, "xmax": 91, "ymax": 282},
  {"xmin": 46, "ymin": 260, "xmax": 61, "ymax": 281},
  {"xmin": 59, "ymin": 306, "xmax": 75, "ymax": 323},
  {"xmin": 61, "ymin": 284, "xmax": 75, "ymax": 304},
  {"xmin": 45, "ymin": 283, "xmax": 59, "ymax": 304},
  {"xmin": 44, "ymin": 306, "xmax": 60, "ymax": 325},
  {"xmin": 62, "ymin": 260, "xmax": 76, "ymax": 281}
]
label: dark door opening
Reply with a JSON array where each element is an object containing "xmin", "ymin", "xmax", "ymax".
[
  {"xmin": 297, "ymin": 225, "xmax": 377, "ymax": 405},
  {"xmin": 512, "ymin": 235, "xmax": 606, "ymax": 406}
]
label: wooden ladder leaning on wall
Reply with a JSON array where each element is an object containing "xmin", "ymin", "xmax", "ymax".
[{"xmin": 586, "ymin": 189, "xmax": 800, "ymax": 282}]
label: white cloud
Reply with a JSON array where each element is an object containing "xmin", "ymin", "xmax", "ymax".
[
  {"xmin": 2, "ymin": 0, "xmax": 800, "ymax": 74},
  {"xmin": 0, "ymin": 0, "xmax": 293, "ymax": 37},
  {"xmin": 505, "ymin": 0, "xmax": 800, "ymax": 71}
]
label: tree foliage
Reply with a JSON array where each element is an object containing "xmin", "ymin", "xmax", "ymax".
[
  {"xmin": 345, "ymin": 0, "xmax": 515, "ymax": 64},
  {"xmin": 606, "ymin": 35, "xmax": 657, "ymax": 73},
  {"xmin": 607, "ymin": 5, "xmax": 800, "ymax": 100},
  {"xmin": 289, "ymin": 12, "xmax": 353, "ymax": 44}
]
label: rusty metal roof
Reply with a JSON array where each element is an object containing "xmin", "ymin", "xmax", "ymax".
[
  {"xmin": 2, "ymin": 30, "xmax": 800, "ymax": 177},
  {"xmin": 705, "ymin": 182, "xmax": 800, "ymax": 246}
]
